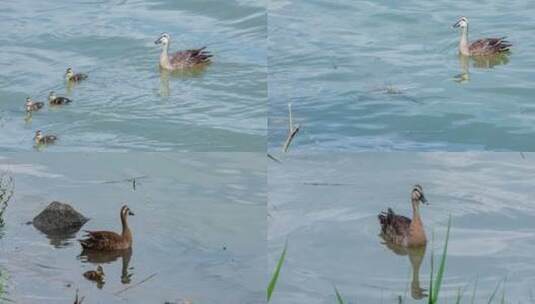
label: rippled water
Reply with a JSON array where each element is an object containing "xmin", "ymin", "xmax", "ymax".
[
  {"xmin": 0, "ymin": 153, "xmax": 265, "ymax": 303},
  {"xmin": 0, "ymin": 0, "xmax": 266, "ymax": 151},
  {"xmin": 268, "ymin": 153, "xmax": 535, "ymax": 303},
  {"xmin": 268, "ymin": 0, "xmax": 535, "ymax": 152}
]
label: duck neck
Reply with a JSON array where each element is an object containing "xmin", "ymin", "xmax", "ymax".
[
  {"xmin": 160, "ymin": 43, "xmax": 171, "ymax": 69},
  {"xmin": 410, "ymin": 199, "xmax": 426, "ymax": 243},
  {"xmin": 459, "ymin": 27, "xmax": 470, "ymax": 56},
  {"xmin": 121, "ymin": 213, "xmax": 132, "ymax": 244}
]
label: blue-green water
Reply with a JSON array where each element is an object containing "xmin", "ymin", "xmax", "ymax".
[
  {"xmin": 268, "ymin": 153, "xmax": 535, "ymax": 303},
  {"xmin": 268, "ymin": 0, "xmax": 535, "ymax": 152},
  {"xmin": 0, "ymin": 0, "xmax": 266, "ymax": 152},
  {"xmin": 0, "ymin": 153, "xmax": 265, "ymax": 303}
]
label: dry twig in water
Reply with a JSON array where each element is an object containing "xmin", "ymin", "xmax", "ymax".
[
  {"xmin": 114, "ymin": 272, "xmax": 158, "ymax": 295},
  {"xmin": 282, "ymin": 103, "xmax": 300, "ymax": 152}
]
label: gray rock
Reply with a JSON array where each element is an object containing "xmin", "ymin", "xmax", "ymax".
[{"xmin": 33, "ymin": 201, "xmax": 89, "ymax": 233}]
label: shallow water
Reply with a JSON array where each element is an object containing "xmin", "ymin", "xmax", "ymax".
[
  {"xmin": 0, "ymin": 0, "xmax": 266, "ymax": 152},
  {"xmin": 268, "ymin": 0, "xmax": 535, "ymax": 152},
  {"xmin": 0, "ymin": 153, "xmax": 265, "ymax": 303},
  {"xmin": 268, "ymin": 153, "xmax": 535, "ymax": 303}
]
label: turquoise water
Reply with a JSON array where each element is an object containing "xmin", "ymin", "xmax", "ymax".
[
  {"xmin": 268, "ymin": 0, "xmax": 535, "ymax": 152},
  {"xmin": 0, "ymin": 0, "xmax": 266, "ymax": 152},
  {"xmin": 0, "ymin": 153, "xmax": 265, "ymax": 303},
  {"xmin": 269, "ymin": 153, "xmax": 535, "ymax": 303}
]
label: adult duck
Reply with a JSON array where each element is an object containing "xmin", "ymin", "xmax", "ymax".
[
  {"xmin": 378, "ymin": 185, "xmax": 428, "ymax": 247},
  {"xmin": 79, "ymin": 205, "xmax": 134, "ymax": 251},
  {"xmin": 453, "ymin": 17, "xmax": 511, "ymax": 56},
  {"xmin": 154, "ymin": 32, "xmax": 212, "ymax": 71}
]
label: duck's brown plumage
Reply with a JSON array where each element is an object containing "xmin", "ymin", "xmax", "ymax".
[
  {"xmin": 169, "ymin": 47, "xmax": 212, "ymax": 68},
  {"xmin": 469, "ymin": 37, "xmax": 511, "ymax": 56},
  {"xmin": 79, "ymin": 205, "xmax": 134, "ymax": 251},
  {"xmin": 379, "ymin": 208, "xmax": 411, "ymax": 243}
]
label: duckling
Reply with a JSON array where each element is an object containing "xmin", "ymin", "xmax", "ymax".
[
  {"xmin": 453, "ymin": 17, "xmax": 511, "ymax": 56},
  {"xmin": 65, "ymin": 68, "xmax": 88, "ymax": 82},
  {"xmin": 79, "ymin": 205, "xmax": 134, "ymax": 251},
  {"xmin": 83, "ymin": 265, "xmax": 105, "ymax": 287},
  {"xmin": 154, "ymin": 32, "xmax": 212, "ymax": 71},
  {"xmin": 34, "ymin": 130, "xmax": 58, "ymax": 145},
  {"xmin": 25, "ymin": 97, "xmax": 44, "ymax": 113},
  {"xmin": 48, "ymin": 91, "xmax": 72, "ymax": 105},
  {"xmin": 378, "ymin": 185, "xmax": 428, "ymax": 247}
]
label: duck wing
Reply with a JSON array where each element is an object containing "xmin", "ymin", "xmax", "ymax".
[
  {"xmin": 170, "ymin": 47, "xmax": 212, "ymax": 67},
  {"xmin": 80, "ymin": 230, "xmax": 122, "ymax": 250},
  {"xmin": 469, "ymin": 37, "xmax": 511, "ymax": 55},
  {"xmin": 378, "ymin": 208, "xmax": 411, "ymax": 238}
]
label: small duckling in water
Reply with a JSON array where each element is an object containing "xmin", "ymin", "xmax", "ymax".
[
  {"xmin": 48, "ymin": 91, "xmax": 72, "ymax": 105},
  {"xmin": 65, "ymin": 68, "xmax": 88, "ymax": 82},
  {"xmin": 34, "ymin": 130, "xmax": 58, "ymax": 145},
  {"xmin": 83, "ymin": 265, "xmax": 105, "ymax": 288},
  {"xmin": 25, "ymin": 97, "xmax": 44, "ymax": 113}
]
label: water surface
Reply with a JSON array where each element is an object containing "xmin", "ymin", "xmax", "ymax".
[
  {"xmin": 0, "ymin": 153, "xmax": 265, "ymax": 303},
  {"xmin": 268, "ymin": 153, "xmax": 535, "ymax": 303},
  {"xmin": 0, "ymin": 0, "xmax": 266, "ymax": 151},
  {"xmin": 268, "ymin": 0, "xmax": 535, "ymax": 151}
]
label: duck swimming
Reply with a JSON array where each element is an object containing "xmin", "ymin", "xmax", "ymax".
[
  {"xmin": 48, "ymin": 91, "xmax": 72, "ymax": 105},
  {"xmin": 25, "ymin": 97, "xmax": 44, "ymax": 112},
  {"xmin": 453, "ymin": 17, "xmax": 511, "ymax": 56},
  {"xmin": 79, "ymin": 205, "xmax": 134, "ymax": 251},
  {"xmin": 378, "ymin": 185, "xmax": 428, "ymax": 247},
  {"xmin": 65, "ymin": 68, "xmax": 88, "ymax": 82},
  {"xmin": 83, "ymin": 265, "xmax": 105, "ymax": 288},
  {"xmin": 154, "ymin": 32, "xmax": 212, "ymax": 71},
  {"xmin": 34, "ymin": 130, "xmax": 58, "ymax": 145}
]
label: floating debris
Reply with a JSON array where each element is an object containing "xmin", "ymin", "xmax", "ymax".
[{"xmin": 282, "ymin": 103, "xmax": 300, "ymax": 152}]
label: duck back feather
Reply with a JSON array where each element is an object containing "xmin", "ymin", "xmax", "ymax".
[
  {"xmin": 378, "ymin": 208, "xmax": 412, "ymax": 245},
  {"xmin": 470, "ymin": 37, "xmax": 511, "ymax": 55}
]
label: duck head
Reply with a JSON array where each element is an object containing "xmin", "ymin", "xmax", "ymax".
[
  {"xmin": 65, "ymin": 68, "xmax": 74, "ymax": 80},
  {"xmin": 96, "ymin": 265, "xmax": 105, "ymax": 276},
  {"xmin": 154, "ymin": 32, "xmax": 170, "ymax": 47},
  {"xmin": 48, "ymin": 91, "xmax": 56, "ymax": 101},
  {"xmin": 25, "ymin": 97, "xmax": 32, "ymax": 105},
  {"xmin": 121, "ymin": 205, "xmax": 135, "ymax": 217},
  {"xmin": 411, "ymin": 184, "xmax": 428, "ymax": 205},
  {"xmin": 34, "ymin": 130, "xmax": 43, "ymax": 142},
  {"xmin": 453, "ymin": 16, "xmax": 468, "ymax": 29}
]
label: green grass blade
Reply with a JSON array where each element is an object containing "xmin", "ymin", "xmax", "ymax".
[
  {"xmin": 334, "ymin": 286, "xmax": 345, "ymax": 304},
  {"xmin": 471, "ymin": 276, "xmax": 479, "ymax": 304},
  {"xmin": 428, "ymin": 240, "xmax": 434, "ymax": 304},
  {"xmin": 487, "ymin": 280, "xmax": 502, "ymax": 304},
  {"xmin": 431, "ymin": 215, "xmax": 452, "ymax": 303},
  {"xmin": 267, "ymin": 241, "xmax": 288, "ymax": 302}
]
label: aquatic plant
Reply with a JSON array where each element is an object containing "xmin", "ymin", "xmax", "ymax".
[
  {"xmin": 0, "ymin": 173, "xmax": 14, "ymax": 230},
  {"xmin": 428, "ymin": 215, "xmax": 451, "ymax": 304},
  {"xmin": 267, "ymin": 240, "xmax": 287, "ymax": 302}
]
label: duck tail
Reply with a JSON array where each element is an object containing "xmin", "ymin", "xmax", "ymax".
[{"xmin": 378, "ymin": 208, "xmax": 394, "ymax": 233}]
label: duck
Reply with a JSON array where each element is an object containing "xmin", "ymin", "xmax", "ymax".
[
  {"xmin": 25, "ymin": 97, "xmax": 44, "ymax": 112},
  {"xmin": 453, "ymin": 17, "xmax": 511, "ymax": 56},
  {"xmin": 79, "ymin": 205, "xmax": 134, "ymax": 251},
  {"xmin": 65, "ymin": 68, "xmax": 88, "ymax": 82},
  {"xmin": 154, "ymin": 32, "xmax": 212, "ymax": 71},
  {"xmin": 378, "ymin": 185, "xmax": 428, "ymax": 247},
  {"xmin": 83, "ymin": 265, "xmax": 105, "ymax": 287},
  {"xmin": 48, "ymin": 91, "xmax": 72, "ymax": 105},
  {"xmin": 34, "ymin": 130, "xmax": 58, "ymax": 145}
]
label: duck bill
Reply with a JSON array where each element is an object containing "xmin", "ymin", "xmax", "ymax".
[
  {"xmin": 452, "ymin": 20, "xmax": 461, "ymax": 28},
  {"xmin": 420, "ymin": 195, "xmax": 429, "ymax": 205},
  {"xmin": 128, "ymin": 210, "xmax": 135, "ymax": 216},
  {"xmin": 154, "ymin": 38, "xmax": 162, "ymax": 45}
]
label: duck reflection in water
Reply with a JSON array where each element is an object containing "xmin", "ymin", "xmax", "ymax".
[
  {"xmin": 159, "ymin": 66, "xmax": 208, "ymax": 97},
  {"xmin": 79, "ymin": 247, "xmax": 133, "ymax": 284},
  {"xmin": 382, "ymin": 241, "xmax": 427, "ymax": 299},
  {"xmin": 455, "ymin": 53, "xmax": 510, "ymax": 83}
]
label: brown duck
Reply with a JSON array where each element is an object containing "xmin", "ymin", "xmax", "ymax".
[
  {"xmin": 453, "ymin": 17, "xmax": 511, "ymax": 56},
  {"xmin": 65, "ymin": 68, "xmax": 88, "ymax": 82},
  {"xmin": 378, "ymin": 185, "xmax": 428, "ymax": 247},
  {"xmin": 25, "ymin": 97, "xmax": 44, "ymax": 112},
  {"xmin": 154, "ymin": 32, "xmax": 212, "ymax": 71},
  {"xmin": 80, "ymin": 205, "xmax": 134, "ymax": 251},
  {"xmin": 83, "ymin": 265, "xmax": 105, "ymax": 288}
]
